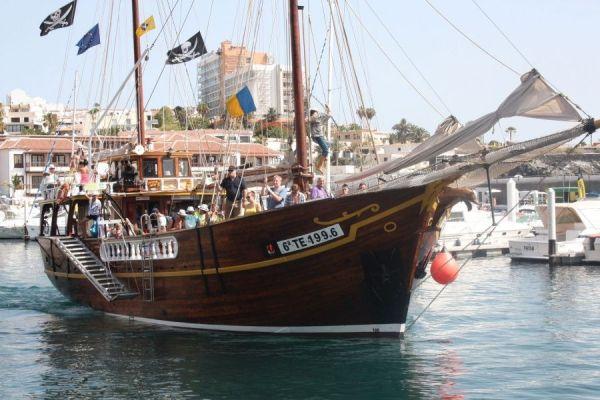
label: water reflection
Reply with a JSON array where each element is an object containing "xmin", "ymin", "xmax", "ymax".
[{"xmin": 34, "ymin": 314, "xmax": 453, "ymax": 399}]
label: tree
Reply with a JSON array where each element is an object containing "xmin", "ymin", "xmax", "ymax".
[
  {"xmin": 392, "ymin": 118, "xmax": 410, "ymax": 143},
  {"xmin": 266, "ymin": 107, "xmax": 279, "ymax": 122},
  {"xmin": 88, "ymin": 102, "xmax": 101, "ymax": 131},
  {"xmin": 43, "ymin": 112, "xmax": 59, "ymax": 135},
  {"xmin": 0, "ymin": 102, "xmax": 5, "ymax": 133},
  {"xmin": 391, "ymin": 118, "xmax": 430, "ymax": 143},
  {"xmin": 505, "ymin": 126, "xmax": 516, "ymax": 143},
  {"xmin": 196, "ymin": 102, "xmax": 209, "ymax": 119},
  {"xmin": 187, "ymin": 115, "xmax": 211, "ymax": 130},
  {"xmin": 408, "ymin": 126, "xmax": 430, "ymax": 143},
  {"xmin": 155, "ymin": 106, "xmax": 181, "ymax": 131},
  {"xmin": 173, "ymin": 106, "xmax": 187, "ymax": 129},
  {"xmin": 357, "ymin": 106, "xmax": 376, "ymax": 121},
  {"xmin": 338, "ymin": 123, "xmax": 361, "ymax": 132}
]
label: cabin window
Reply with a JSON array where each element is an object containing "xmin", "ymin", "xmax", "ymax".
[
  {"xmin": 162, "ymin": 158, "xmax": 175, "ymax": 177},
  {"xmin": 177, "ymin": 159, "xmax": 190, "ymax": 177},
  {"xmin": 143, "ymin": 158, "xmax": 158, "ymax": 177}
]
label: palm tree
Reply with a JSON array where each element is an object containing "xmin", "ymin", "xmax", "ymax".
[
  {"xmin": 505, "ymin": 126, "xmax": 516, "ymax": 143},
  {"xmin": 392, "ymin": 118, "xmax": 410, "ymax": 143},
  {"xmin": 0, "ymin": 102, "xmax": 5, "ymax": 133},
  {"xmin": 196, "ymin": 102, "xmax": 209, "ymax": 119},
  {"xmin": 408, "ymin": 126, "xmax": 430, "ymax": 143},
  {"xmin": 89, "ymin": 102, "xmax": 100, "ymax": 128},
  {"xmin": 357, "ymin": 106, "xmax": 376, "ymax": 127},
  {"xmin": 42, "ymin": 112, "xmax": 58, "ymax": 135}
]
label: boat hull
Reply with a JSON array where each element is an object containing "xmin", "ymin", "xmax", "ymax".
[{"xmin": 39, "ymin": 184, "xmax": 446, "ymax": 337}]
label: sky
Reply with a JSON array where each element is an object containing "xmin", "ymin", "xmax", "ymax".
[{"xmin": 1, "ymin": 0, "xmax": 600, "ymax": 142}]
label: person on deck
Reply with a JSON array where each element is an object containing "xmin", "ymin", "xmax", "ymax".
[
  {"xmin": 184, "ymin": 206, "xmax": 198, "ymax": 229},
  {"xmin": 243, "ymin": 191, "xmax": 262, "ymax": 216},
  {"xmin": 86, "ymin": 193, "xmax": 102, "ymax": 238},
  {"xmin": 285, "ymin": 183, "xmax": 306, "ymax": 206},
  {"xmin": 219, "ymin": 166, "xmax": 247, "ymax": 218},
  {"xmin": 308, "ymin": 106, "xmax": 331, "ymax": 174},
  {"xmin": 41, "ymin": 164, "xmax": 58, "ymax": 199},
  {"xmin": 310, "ymin": 177, "xmax": 331, "ymax": 200},
  {"xmin": 358, "ymin": 182, "xmax": 368, "ymax": 192},
  {"xmin": 208, "ymin": 203, "xmax": 225, "ymax": 224},
  {"xmin": 171, "ymin": 210, "xmax": 186, "ymax": 230},
  {"xmin": 340, "ymin": 184, "xmax": 350, "ymax": 197},
  {"xmin": 262, "ymin": 175, "xmax": 288, "ymax": 210},
  {"xmin": 196, "ymin": 204, "xmax": 210, "ymax": 226}
]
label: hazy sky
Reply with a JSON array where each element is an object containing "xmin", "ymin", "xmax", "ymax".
[{"xmin": 2, "ymin": 0, "xmax": 599, "ymax": 142}]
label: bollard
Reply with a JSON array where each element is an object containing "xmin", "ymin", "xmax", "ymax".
[{"xmin": 548, "ymin": 188, "xmax": 557, "ymax": 267}]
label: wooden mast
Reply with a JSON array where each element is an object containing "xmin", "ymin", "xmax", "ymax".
[
  {"xmin": 289, "ymin": 0, "xmax": 308, "ymax": 188},
  {"xmin": 131, "ymin": 0, "xmax": 146, "ymax": 146}
]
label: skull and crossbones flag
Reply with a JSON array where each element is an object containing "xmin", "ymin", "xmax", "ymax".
[
  {"xmin": 39, "ymin": 0, "xmax": 77, "ymax": 36},
  {"xmin": 166, "ymin": 31, "xmax": 207, "ymax": 64}
]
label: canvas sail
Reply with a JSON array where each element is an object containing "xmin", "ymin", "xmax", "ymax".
[{"xmin": 338, "ymin": 69, "xmax": 581, "ymax": 184}]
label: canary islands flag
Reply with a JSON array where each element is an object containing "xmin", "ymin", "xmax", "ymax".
[
  {"xmin": 136, "ymin": 15, "xmax": 156, "ymax": 37},
  {"xmin": 226, "ymin": 86, "xmax": 256, "ymax": 117}
]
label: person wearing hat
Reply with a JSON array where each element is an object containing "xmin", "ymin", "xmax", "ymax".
[
  {"xmin": 219, "ymin": 166, "xmax": 247, "ymax": 218},
  {"xmin": 171, "ymin": 209, "xmax": 186, "ymax": 230},
  {"xmin": 184, "ymin": 206, "xmax": 199, "ymax": 229},
  {"xmin": 41, "ymin": 164, "xmax": 58, "ymax": 199},
  {"xmin": 196, "ymin": 204, "xmax": 210, "ymax": 226}
]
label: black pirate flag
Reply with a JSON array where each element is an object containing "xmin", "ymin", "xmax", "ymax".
[
  {"xmin": 166, "ymin": 31, "xmax": 207, "ymax": 64},
  {"xmin": 40, "ymin": 0, "xmax": 77, "ymax": 36}
]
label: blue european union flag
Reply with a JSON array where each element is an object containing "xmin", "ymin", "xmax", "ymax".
[{"xmin": 76, "ymin": 24, "xmax": 100, "ymax": 55}]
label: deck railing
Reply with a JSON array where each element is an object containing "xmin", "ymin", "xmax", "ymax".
[{"xmin": 100, "ymin": 236, "xmax": 178, "ymax": 262}]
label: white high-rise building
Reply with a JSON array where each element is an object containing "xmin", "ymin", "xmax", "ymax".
[
  {"xmin": 196, "ymin": 41, "xmax": 293, "ymax": 119},
  {"xmin": 223, "ymin": 64, "xmax": 294, "ymax": 118}
]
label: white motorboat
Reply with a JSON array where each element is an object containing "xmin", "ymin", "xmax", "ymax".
[
  {"xmin": 439, "ymin": 202, "xmax": 534, "ymax": 256},
  {"xmin": 509, "ymin": 199, "xmax": 600, "ymax": 262}
]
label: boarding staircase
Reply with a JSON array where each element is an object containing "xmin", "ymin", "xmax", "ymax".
[{"xmin": 55, "ymin": 237, "xmax": 137, "ymax": 302}]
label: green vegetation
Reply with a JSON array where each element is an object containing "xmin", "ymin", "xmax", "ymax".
[{"xmin": 391, "ymin": 118, "xmax": 430, "ymax": 143}]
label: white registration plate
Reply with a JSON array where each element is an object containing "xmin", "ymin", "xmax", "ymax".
[{"xmin": 277, "ymin": 224, "xmax": 344, "ymax": 255}]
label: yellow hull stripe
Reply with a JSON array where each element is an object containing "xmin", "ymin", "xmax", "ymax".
[{"xmin": 45, "ymin": 188, "xmax": 438, "ymax": 280}]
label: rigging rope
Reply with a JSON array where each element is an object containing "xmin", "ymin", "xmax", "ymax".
[
  {"xmin": 406, "ymin": 130, "xmax": 593, "ymax": 331},
  {"xmin": 422, "ymin": 0, "xmax": 521, "ymax": 76}
]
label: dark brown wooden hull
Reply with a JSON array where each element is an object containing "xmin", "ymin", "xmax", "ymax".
[{"xmin": 38, "ymin": 183, "xmax": 449, "ymax": 336}]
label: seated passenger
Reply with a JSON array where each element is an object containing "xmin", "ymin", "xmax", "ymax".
[
  {"xmin": 111, "ymin": 224, "xmax": 124, "ymax": 239},
  {"xmin": 358, "ymin": 182, "xmax": 368, "ymax": 191},
  {"xmin": 184, "ymin": 206, "xmax": 198, "ymax": 229},
  {"xmin": 310, "ymin": 177, "xmax": 331, "ymax": 200},
  {"xmin": 285, "ymin": 184, "xmax": 306, "ymax": 206},
  {"xmin": 208, "ymin": 203, "xmax": 225, "ymax": 224},
  {"xmin": 197, "ymin": 204, "xmax": 210, "ymax": 226},
  {"xmin": 171, "ymin": 210, "xmax": 186, "ymax": 230},
  {"xmin": 261, "ymin": 175, "xmax": 288, "ymax": 210},
  {"xmin": 243, "ymin": 191, "xmax": 262, "ymax": 216},
  {"xmin": 340, "ymin": 184, "xmax": 350, "ymax": 197}
]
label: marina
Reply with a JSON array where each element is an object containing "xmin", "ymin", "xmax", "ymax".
[
  {"xmin": 3, "ymin": 243, "xmax": 600, "ymax": 398},
  {"xmin": 2, "ymin": 0, "xmax": 600, "ymax": 398}
]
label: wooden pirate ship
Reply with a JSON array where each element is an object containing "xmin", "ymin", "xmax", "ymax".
[{"xmin": 37, "ymin": 0, "xmax": 596, "ymax": 336}]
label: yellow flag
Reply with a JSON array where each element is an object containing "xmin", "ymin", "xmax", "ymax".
[{"xmin": 136, "ymin": 16, "xmax": 156, "ymax": 37}]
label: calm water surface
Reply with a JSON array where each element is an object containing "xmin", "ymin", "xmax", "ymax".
[{"xmin": 1, "ymin": 241, "xmax": 600, "ymax": 399}]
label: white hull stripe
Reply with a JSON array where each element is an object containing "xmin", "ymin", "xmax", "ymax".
[{"xmin": 106, "ymin": 313, "xmax": 405, "ymax": 335}]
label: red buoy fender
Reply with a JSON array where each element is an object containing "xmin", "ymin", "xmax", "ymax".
[{"xmin": 430, "ymin": 251, "xmax": 459, "ymax": 284}]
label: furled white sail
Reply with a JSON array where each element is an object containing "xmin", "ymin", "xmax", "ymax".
[{"xmin": 338, "ymin": 69, "xmax": 581, "ymax": 184}]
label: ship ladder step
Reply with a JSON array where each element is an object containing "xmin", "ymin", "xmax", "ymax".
[{"xmin": 54, "ymin": 237, "xmax": 137, "ymax": 302}]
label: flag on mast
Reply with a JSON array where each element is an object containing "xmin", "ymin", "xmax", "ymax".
[
  {"xmin": 226, "ymin": 86, "xmax": 257, "ymax": 117},
  {"xmin": 39, "ymin": 0, "xmax": 77, "ymax": 36},
  {"xmin": 76, "ymin": 24, "xmax": 100, "ymax": 55},
  {"xmin": 166, "ymin": 31, "xmax": 207, "ymax": 64},
  {"xmin": 136, "ymin": 15, "xmax": 156, "ymax": 37}
]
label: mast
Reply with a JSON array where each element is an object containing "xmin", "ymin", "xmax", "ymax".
[
  {"xmin": 71, "ymin": 70, "xmax": 78, "ymax": 157},
  {"xmin": 289, "ymin": 0, "xmax": 308, "ymax": 187},
  {"xmin": 131, "ymin": 0, "xmax": 146, "ymax": 146},
  {"xmin": 326, "ymin": 0, "xmax": 334, "ymax": 192}
]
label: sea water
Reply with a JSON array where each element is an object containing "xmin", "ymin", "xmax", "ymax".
[{"xmin": 1, "ymin": 241, "xmax": 600, "ymax": 399}]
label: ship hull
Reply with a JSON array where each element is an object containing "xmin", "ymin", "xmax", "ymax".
[{"xmin": 38, "ymin": 184, "xmax": 446, "ymax": 337}]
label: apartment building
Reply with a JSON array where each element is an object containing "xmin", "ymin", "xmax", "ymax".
[{"xmin": 197, "ymin": 41, "xmax": 294, "ymax": 118}]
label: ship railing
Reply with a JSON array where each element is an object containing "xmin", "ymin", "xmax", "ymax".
[{"xmin": 100, "ymin": 236, "xmax": 178, "ymax": 262}]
